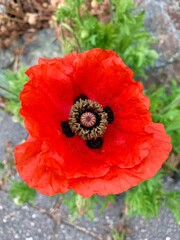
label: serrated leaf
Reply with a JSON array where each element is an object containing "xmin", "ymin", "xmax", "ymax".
[{"xmin": 9, "ymin": 180, "xmax": 36, "ymax": 205}]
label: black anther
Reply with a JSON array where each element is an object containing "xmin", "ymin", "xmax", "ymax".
[
  {"xmin": 86, "ymin": 137, "xmax": 103, "ymax": 149},
  {"xmin": 74, "ymin": 94, "xmax": 88, "ymax": 104},
  {"xmin": 61, "ymin": 121, "xmax": 75, "ymax": 138},
  {"xmin": 103, "ymin": 106, "xmax": 114, "ymax": 124}
]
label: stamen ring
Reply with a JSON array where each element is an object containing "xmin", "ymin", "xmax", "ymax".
[
  {"xmin": 69, "ymin": 98, "xmax": 108, "ymax": 140},
  {"xmin": 61, "ymin": 94, "xmax": 115, "ymax": 148}
]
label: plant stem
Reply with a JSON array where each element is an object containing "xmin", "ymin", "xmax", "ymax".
[
  {"xmin": 60, "ymin": 23, "xmax": 83, "ymax": 52},
  {"xmin": 73, "ymin": 32, "xmax": 83, "ymax": 52},
  {"xmin": 0, "ymin": 85, "xmax": 19, "ymax": 98},
  {"xmin": 76, "ymin": 0, "xmax": 83, "ymax": 23},
  {"xmin": 160, "ymin": 96, "xmax": 180, "ymax": 114},
  {"xmin": 109, "ymin": 0, "xmax": 114, "ymax": 20}
]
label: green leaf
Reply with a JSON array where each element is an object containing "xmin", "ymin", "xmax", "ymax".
[
  {"xmin": 164, "ymin": 191, "xmax": 180, "ymax": 224},
  {"xmin": 55, "ymin": 0, "xmax": 158, "ymax": 77},
  {"xmin": 0, "ymin": 163, "xmax": 4, "ymax": 169},
  {"xmin": 147, "ymin": 81, "xmax": 180, "ymax": 154},
  {"xmin": 63, "ymin": 191, "xmax": 115, "ymax": 221},
  {"xmin": 9, "ymin": 180, "xmax": 37, "ymax": 205},
  {"xmin": 0, "ymin": 65, "xmax": 27, "ymax": 122},
  {"xmin": 112, "ymin": 228, "xmax": 126, "ymax": 240},
  {"xmin": 125, "ymin": 170, "xmax": 180, "ymax": 224}
]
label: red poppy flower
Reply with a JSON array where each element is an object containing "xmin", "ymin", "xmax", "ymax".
[{"xmin": 15, "ymin": 48, "xmax": 172, "ymax": 197}]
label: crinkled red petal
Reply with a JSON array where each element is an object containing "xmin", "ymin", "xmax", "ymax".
[
  {"xmin": 69, "ymin": 123, "xmax": 172, "ymax": 197},
  {"xmin": 72, "ymin": 48, "xmax": 134, "ymax": 106},
  {"xmin": 15, "ymin": 136, "xmax": 68, "ymax": 195}
]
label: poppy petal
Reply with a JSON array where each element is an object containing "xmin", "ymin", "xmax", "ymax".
[
  {"xmin": 70, "ymin": 123, "xmax": 171, "ymax": 197},
  {"xmin": 72, "ymin": 48, "xmax": 134, "ymax": 106},
  {"xmin": 20, "ymin": 57, "xmax": 76, "ymax": 139},
  {"xmin": 15, "ymin": 136, "xmax": 68, "ymax": 196}
]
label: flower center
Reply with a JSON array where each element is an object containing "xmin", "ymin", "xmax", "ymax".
[
  {"xmin": 69, "ymin": 98, "xmax": 108, "ymax": 140},
  {"xmin": 80, "ymin": 112, "xmax": 96, "ymax": 127},
  {"xmin": 61, "ymin": 94, "xmax": 114, "ymax": 149}
]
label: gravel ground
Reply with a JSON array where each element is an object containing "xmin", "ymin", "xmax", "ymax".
[
  {"xmin": 126, "ymin": 209, "xmax": 180, "ymax": 240},
  {"xmin": 0, "ymin": 191, "xmax": 54, "ymax": 240},
  {"xmin": 0, "ymin": 189, "xmax": 124, "ymax": 240},
  {"xmin": 0, "ymin": 110, "xmax": 27, "ymax": 158}
]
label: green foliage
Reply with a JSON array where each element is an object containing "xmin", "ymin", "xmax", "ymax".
[
  {"xmin": 125, "ymin": 172, "xmax": 163, "ymax": 218},
  {"xmin": 164, "ymin": 191, "xmax": 180, "ymax": 224},
  {"xmin": 0, "ymin": 163, "xmax": 5, "ymax": 179},
  {"xmin": 0, "ymin": 163, "xmax": 4, "ymax": 170},
  {"xmin": 112, "ymin": 229, "xmax": 126, "ymax": 240},
  {"xmin": 0, "ymin": 65, "xmax": 27, "ymax": 122},
  {"xmin": 9, "ymin": 180, "xmax": 37, "ymax": 205},
  {"xmin": 125, "ymin": 171, "xmax": 180, "ymax": 223},
  {"xmin": 64, "ymin": 191, "xmax": 91, "ymax": 221},
  {"xmin": 0, "ymin": 65, "xmax": 27, "ymax": 100},
  {"xmin": 63, "ymin": 190, "xmax": 115, "ymax": 221},
  {"xmin": 56, "ymin": 0, "xmax": 158, "ymax": 77},
  {"xmin": 147, "ymin": 80, "xmax": 180, "ymax": 153}
]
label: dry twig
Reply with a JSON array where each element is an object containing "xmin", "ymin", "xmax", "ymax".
[{"xmin": 30, "ymin": 201, "xmax": 104, "ymax": 240}]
